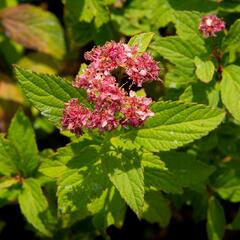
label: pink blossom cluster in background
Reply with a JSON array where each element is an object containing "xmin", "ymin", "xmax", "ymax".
[
  {"xmin": 199, "ymin": 14, "xmax": 225, "ymax": 38},
  {"xmin": 61, "ymin": 41, "xmax": 159, "ymax": 136}
]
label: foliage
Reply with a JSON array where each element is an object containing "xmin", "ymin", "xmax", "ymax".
[{"xmin": 0, "ymin": 0, "xmax": 240, "ymax": 239}]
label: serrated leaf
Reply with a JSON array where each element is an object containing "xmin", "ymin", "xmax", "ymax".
[
  {"xmin": 0, "ymin": 134, "xmax": 18, "ymax": 176},
  {"xmin": 207, "ymin": 197, "xmax": 226, "ymax": 240},
  {"xmin": 179, "ymin": 82, "xmax": 220, "ymax": 107},
  {"xmin": 92, "ymin": 186, "xmax": 126, "ymax": 231},
  {"xmin": 221, "ymin": 65, "xmax": 240, "ymax": 122},
  {"xmin": 153, "ymin": 36, "xmax": 207, "ymax": 77},
  {"xmin": 0, "ymin": 4, "xmax": 66, "ymax": 59},
  {"xmin": 142, "ymin": 153, "xmax": 182, "ymax": 194},
  {"xmin": 128, "ymin": 32, "xmax": 155, "ymax": 53},
  {"xmin": 194, "ymin": 57, "xmax": 215, "ymax": 83},
  {"xmin": 174, "ymin": 11, "xmax": 204, "ymax": 44},
  {"xmin": 15, "ymin": 66, "xmax": 88, "ymax": 125},
  {"xmin": 222, "ymin": 19, "xmax": 240, "ymax": 52},
  {"xmin": 212, "ymin": 167, "xmax": 240, "ymax": 202},
  {"xmin": 39, "ymin": 160, "xmax": 69, "ymax": 179},
  {"xmin": 160, "ymin": 151, "xmax": 215, "ymax": 187},
  {"xmin": 57, "ymin": 164, "xmax": 108, "ymax": 226},
  {"xmin": 53, "ymin": 140, "xmax": 101, "ymax": 167},
  {"xmin": 102, "ymin": 139, "xmax": 144, "ymax": 218},
  {"xmin": 8, "ymin": 109, "xmax": 38, "ymax": 176},
  {"xmin": 123, "ymin": 101, "xmax": 225, "ymax": 152},
  {"xmin": 18, "ymin": 178, "xmax": 51, "ymax": 236},
  {"xmin": 66, "ymin": 0, "xmax": 109, "ymax": 28},
  {"xmin": 143, "ymin": 190, "xmax": 171, "ymax": 227}
]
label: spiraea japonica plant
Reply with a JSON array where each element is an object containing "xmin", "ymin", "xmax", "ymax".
[
  {"xmin": 1, "ymin": 1, "xmax": 240, "ymax": 239},
  {"xmin": 14, "ymin": 31, "xmax": 226, "ymax": 236}
]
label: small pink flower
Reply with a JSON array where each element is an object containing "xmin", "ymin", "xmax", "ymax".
[
  {"xmin": 126, "ymin": 53, "xmax": 159, "ymax": 87},
  {"xmin": 61, "ymin": 98, "xmax": 91, "ymax": 137},
  {"xmin": 62, "ymin": 41, "xmax": 159, "ymax": 136},
  {"xmin": 89, "ymin": 109, "xmax": 118, "ymax": 132},
  {"xmin": 199, "ymin": 15, "xmax": 225, "ymax": 38},
  {"xmin": 84, "ymin": 41, "xmax": 138, "ymax": 73},
  {"xmin": 121, "ymin": 91, "xmax": 154, "ymax": 127}
]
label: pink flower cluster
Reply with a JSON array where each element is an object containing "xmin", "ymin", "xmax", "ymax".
[
  {"xmin": 199, "ymin": 15, "xmax": 225, "ymax": 38},
  {"xmin": 61, "ymin": 41, "xmax": 159, "ymax": 136}
]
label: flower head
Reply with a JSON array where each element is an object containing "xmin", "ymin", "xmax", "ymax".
[
  {"xmin": 126, "ymin": 52, "xmax": 160, "ymax": 86},
  {"xmin": 199, "ymin": 15, "xmax": 225, "ymax": 38},
  {"xmin": 62, "ymin": 41, "xmax": 159, "ymax": 136},
  {"xmin": 121, "ymin": 91, "xmax": 154, "ymax": 127},
  {"xmin": 61, "ymin": 98, "xmax": 91, "ymax": 137}
]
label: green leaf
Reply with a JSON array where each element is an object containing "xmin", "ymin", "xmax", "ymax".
[
  {"xmin": 53, "ymin": 140, "xmax": 101, "ymax": 167},
  {"xmin": 0, "ymin": 177, "xmax": 18, "ymax": 190},
  {"xmin": 8, "ymin": 109, "xmax": 38, "ymax": 176},
  {"xmin": 219, "ymin": 2, "xmax": 240, "ymax": 13},
  {"xmin": 207, "ymin": 197, "xmax": 225, "ymax": 240},
  {"xmin": 0, "ymin": 134, "xmax": 18, "ymax": 176},
  {"xmin": 142, "ymin": 153, "xmax": 182, "ymax": 194},
  {"xmin": 153, "ymin": 36, "xmax": 207, "ymax": 77},
  {"xmin": 143, "ymin": 190, "xmax": 171, "ymax": 227},
  {"xmin": 231, "ymin": 207, "xmax": 240, "ymax": 230},
  {"xmin": 174, "ymin": 11, "xmax": 204, "ymax": 45},
  {"xmin": 128, "ymin": 32, "xmax": 155, "ymax": 53},
  {"xmin": 92, "ymin": 186, "xmax": 126, "ymax": 231},
  {"xmin": 111, "ymin": 0, "xmax": 174, "ymax": 36},
  {"xmin": 65, "ymin": 0, "xmax": 109, "ymax": 28},
  {"xmin": 222, "ymin": 19, "xmax": 240, "ymax": 52},
  {"xmin": 212, "ymin": 167, "xmax": 240, "ymax": 202},
  {"xmin": 39, "ymin": 160, "xmax": 69, "ymax": 179},
  {"xmin": 8, "ymin": 110, "xmax": 39, "ymax": 176},
  {"xmin": 0, "ymin": 4, "xmax": 66, "ymax": 59},
  {"xmin": 123, "ymin": 101, "xmax": 225, "ymax": 152},
  {"xmin": 179, "ymin": 82, "xmax": 220, "ymax": 107},
  {"xmin": 194, "ymin": 57, "xmax": 215, "ymax": 83},
  {"xmin": 102, "ymin": 138, "xmax": 144, "ymax": 218},
  {"xmin": 160, "ymin": 151, "xmax": 215, "ymax": 187},
  {"xmin": 15, "ymin": 66, "xmax": 88, "ymax": 125},
  {"xmin": 18, "ymin": 178, "xmax": 51, "ymax": 236},
  {"xmin": 168, "ymin": 0, "xmax": 218, "ymax": 12},
  {"xmin": 57, "ymin": 164, "xmax": 109, "ymax": 226},
  {"xmin": 221, "ymin": 65, "xmax": 240, "ymax": 122}
]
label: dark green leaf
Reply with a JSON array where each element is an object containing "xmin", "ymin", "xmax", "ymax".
[
  {"xmin": 92, "ymin": 186, "xmax": 126, "ymax": 231},
  {"xmin": 221, "ymin": 65, "xmax": 240, "ymax": 122},
  {"xmin": 143, "ymin": 190, "xmax": 171, "ymax": 227},
  {"xmin": 102, "ymin": 138, "xmax": 144, "ymax": 218},
  {"xmin": 15, "ymin": 66, "xmax": 88, "ymax": 125},
  {"xmin": 18, "ymin": 178, "xmax": 52, "ymax": 236},
  {"xmin": 160, "ymin": 151, "xmax": 215, "ymax": 187},
  {"xmin": 8, "ymin": 109, "xmax": 38, "ymax": 176},
  {"xmin": 142, "ymin": 152, "xmax": 182, "ymax": 193},
  {"xmin": 0, "ymin": 134, "xmax": 18, "ymax": 176},
  {"xmin": 207, "ymin": 197, "xmax": 225, "ymax": 240},
  {"xmin": 123, "ymin": 101, "xmax": 225, "ymax": 152}
]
